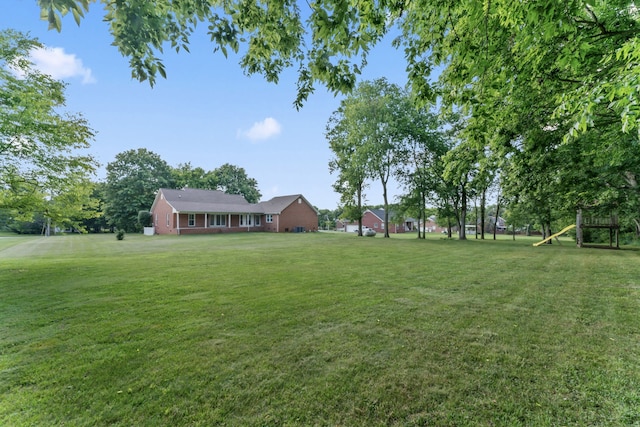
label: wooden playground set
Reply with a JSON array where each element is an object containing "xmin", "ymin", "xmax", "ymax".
[{"xmin": 533, "ymin": 209, "xmax": 619, "ymax": 249}]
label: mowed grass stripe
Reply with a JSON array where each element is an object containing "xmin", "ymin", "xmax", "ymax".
[{"xmin": 1, "ymin": 233, "xmax": 639, "ymax": 425}]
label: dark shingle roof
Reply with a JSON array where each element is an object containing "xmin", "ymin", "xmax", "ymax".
[
  {"xmin": 366, "ymin": 209, "xmax": 415, "ymax": 222},
  {"xmin": 160, "ymin": 188, "xmax": 263, "ymax": 213},
  {"xmin": 258, "ymin": 194, "xmax": 302, "ymax": 214},
  {"xmin": 157, "ymin": 189, "xmax": 317, "ymax": 215},
  {"xmin": 369, "ymin": 209, "xmax": 386, "ymax": 220}
]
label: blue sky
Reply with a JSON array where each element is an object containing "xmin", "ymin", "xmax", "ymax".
[{"xmin": 5, "ymin": 1, "xmax": 411, "ymax": 209}]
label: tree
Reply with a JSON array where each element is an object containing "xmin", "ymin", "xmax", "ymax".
[
  {"xmin": 171, "ymin": 162, "xmax": 216, "ymax": 190},
  {"xmin": 80, "ymin": 181, "xmax": 110, "ymax": 233},
  {"xmin": 327, "ymin": 97, "xmax": 369, "ymax": 236},
  {"xmin": 39, "ymin": 1, "xmax": 640, "ymax": 137},
  {"xmin": 396, "ymin": 100, "xmax": 447, "ymax": 239},
  {"xmin": 442, "ymin": 139, "xmax": 485, "ymax": 241},
  {"xmin": 104, "ymin": 148, "xmax": 174, "ymax": 232},
  {"xmin": 211, "ymin": 163, "xmax": 261, "ymax": 203},
  {"xmin": 37, "ymin": 1, "xmax": 640, "ymax": 239},
  {"xmin": 328, "ymin": 79, "xmax": 410, "ymax": 238},
  {"xmin": 43, "ymin": 173, "xmax": 100, "ymax": 234},
  {"xmin": 0, "ymin": 29, "xmax": 96, "ymax": 219},
  {"xmin": 0, "ymin": 174, "xmax": 99, "ymax": 234},
  {"xmin": 39, "ymin": 0, "xmax": 390, "ymax": 108},
  {"xmin": 317, "ymin": 207, "xmax": 342, "ymax": 230},
  {"xmin": 170, "ymin": 162, "xmax": 261, "ymax": 202},
  {"xmin": 356, "ymin": 79, "xmax": 407, "ymax": 238}
]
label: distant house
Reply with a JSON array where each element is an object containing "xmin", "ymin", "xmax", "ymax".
[
  {"xmin": 338, "ymin": 209, "xmax": 415, "ymax": 233},
  {"xmin": 418, "ymin": 215, "xmax": 448, "ymax": 234},
  {"xmin": 150, "ymin": 188, "xmax": 318, "ymax": 235},
  {"xmin": 487, "ymin": 216, "xmax": 507, "ymax": 233}
]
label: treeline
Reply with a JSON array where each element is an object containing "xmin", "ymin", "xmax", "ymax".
[
  {"xmin": 328, "ymin": 78, "xmax": 640, "ymax": 243},
  {"xmin": 0, "ymin": 148, "xmax": 262, "ymax": 234}
]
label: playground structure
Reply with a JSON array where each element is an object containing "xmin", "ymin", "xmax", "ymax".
[
  {"xmin": 533, "ymin": 210, "xmax": 619, "ymax": 248},
  {"xmin": 576, "ymin": 209, "xmax": 619, "ymax": 249},
  {"xmin": 532, "ymin": 224, "xmax": 576, "ymax": 247}
]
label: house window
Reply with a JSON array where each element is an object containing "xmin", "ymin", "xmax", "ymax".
[
  {"xmin": 209, "ymin": 214, "xmax": 226, "ymax": 227},
  {"xmin": 240, "ymin": 214, "xmax": 252, "ymax": 226},
  {"xmin": 298, "ymin": 198, "xmax": 302, "ymax": 204},
  {"xmin": 254, "ymin": 215, "xmax": 261, "ymax": 226},
  {"xmin": 374, "ymin": 223, "xmax": 378, "ymax": 228},
  {"xmin": 188, "ymin": 214, "xmax": 195, "ymax": 227},
  {"xmin": 166, "ymin": 213, "xmax": 170, "ymax": 227},
  {"xmin": 266, "ymin": 214, "xmax": 273, "ymax": 223}
]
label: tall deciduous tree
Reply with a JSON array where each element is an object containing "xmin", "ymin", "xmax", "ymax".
[
  {"xmin": 396, "ymin": 100, "xmax": 447, "ymax": 239},
  {"xmin": 104, "ymin": 148, "xmax": 174, "ymax": 232},
  {"xmin": 80, "ymin": 181, "xmax": 110, "ymax": 233},
  {"xmin": 328, "ymin": 79, "xmax": 410, "ymax": 237},
  {"xmin": 327, "ymin": 96, "xmax": 369, "ymax": 235},
  {"xmin": 43, "ymin": 173, "xmax": 100, "ymax": 234},
  {"xmin": 0, "ymin": 29, "xmax": 96, "ymax": 219},
  {"xmin": 0, "ymin": 174, "xmax": 99, "ymax": 234},
  {"xmin": 170, "ymin": 162, "xmax": 261, "ymax": 202},
  {"xmin": 442, "ymin": 142, "xmax": 479, "ymax": 241},
  {"xmin": 357, "ymin": 79, "xmax": 407, "ymax": 238},
  {"xmin": 171, "ymin": 162, "xmax": 217, "ymax": 190},
  {"xmin": 212, "ymin": 163, "xmax": 261, "ymax": 203}
]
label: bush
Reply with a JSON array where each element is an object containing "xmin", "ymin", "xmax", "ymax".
[
  {"xmin": 116, "ymin": 230, "xmax": 125, "ymax": 240},
  {"xmin": 137, "ymin": 210, "xmax": 152, "ymax": 228}
]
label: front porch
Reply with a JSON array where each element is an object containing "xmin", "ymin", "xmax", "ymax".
[{"xmin": 173, "ymin": 212, "xmax": 265, "ymax": 235}]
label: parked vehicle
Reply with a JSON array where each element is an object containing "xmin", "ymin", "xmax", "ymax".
[{"xmin": 353, "ymin": 226, "xmax": 376, "ymax": 236}]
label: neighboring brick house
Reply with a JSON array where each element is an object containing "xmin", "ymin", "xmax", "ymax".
[
  {"xmin": 339, "ymin": 209, "xmax": 415, "ymax": 233},
  {"xmin": 419, "ymin": 215, "xmax": 448, "ymax": 234},
  {"xmin": 150, "ymin": 188, "xmax": 318, "ymax": 235},
  {"xmin": 363, "ymin": 209, "xmax": 415, "ymax": 234}
]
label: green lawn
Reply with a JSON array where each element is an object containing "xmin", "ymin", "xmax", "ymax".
[{"xmin": 1, "ymin": 232, "xmax": 639, "ymax": 426}]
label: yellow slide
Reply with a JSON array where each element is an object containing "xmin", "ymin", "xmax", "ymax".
[{"xmin": 533, "ymin": 224, "xmax": 576, "ymax": 247}]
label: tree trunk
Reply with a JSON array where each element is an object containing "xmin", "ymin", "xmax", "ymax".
[
  {"xmin": 545, "ymin": 222, "xmax": 553, "ymax": 245},
  {"xmin": 493, "ymin": 197, "xmax": 500, "ymax": 240},
  {"xmin": 459, "ymin": 185, "xmax": 467, "ymax": 240},
  {"xmin": 420, "ymin": 191, "xmax": 426, "ymax": 239},
  {"xmin": 357, "ymin": 184, "xmax": 363, "ymax": 236},
  {"xmin": 480, "ymin": 188, "xmax": 486, "ymax": 240},
  {"xmin": 576, "ymin": 209, "xmax": 583, "ymax": 247},
  {"xmin": 474, "ymin": 198, "xmax": 478, "ymax": 240},
  {"xmin": 382, "ymin": 181, "xmax": 390, "ymax": 238}
]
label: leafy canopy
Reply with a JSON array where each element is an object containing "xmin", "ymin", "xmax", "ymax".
[
  {"xmin": 39, "ymin": 0, "xmax": 639, "ymax": 138},
  {"xmin": 0, "ymin": 29, "xmax": 96, "ymax": 224},
  {"xmin": 104, "ymin": 148, "xmax": 174, "ymax": 232}
]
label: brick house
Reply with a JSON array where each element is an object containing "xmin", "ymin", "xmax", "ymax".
[
  {"xmin": 150, "ymin": 188, "xmax": 318, "ymax": 235},
  {"xmin": 419, "ymin": 215, "xmax": 448, "ymax": 234},
  {"xmin": 363, "ymin": 209, "xmax": 415, "ymax": 234},
  {"xmin": 338, "ymin": 209, "xmax": 416, "ymax": 233}
]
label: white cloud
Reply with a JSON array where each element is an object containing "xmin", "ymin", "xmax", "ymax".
[
  {"xmin": 29, "ymin": 46, "xmax": 95, "ymax": 84},
  {"xmin": 237, "ymin": 117, "xmax": 282, "ymax": 142}
]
